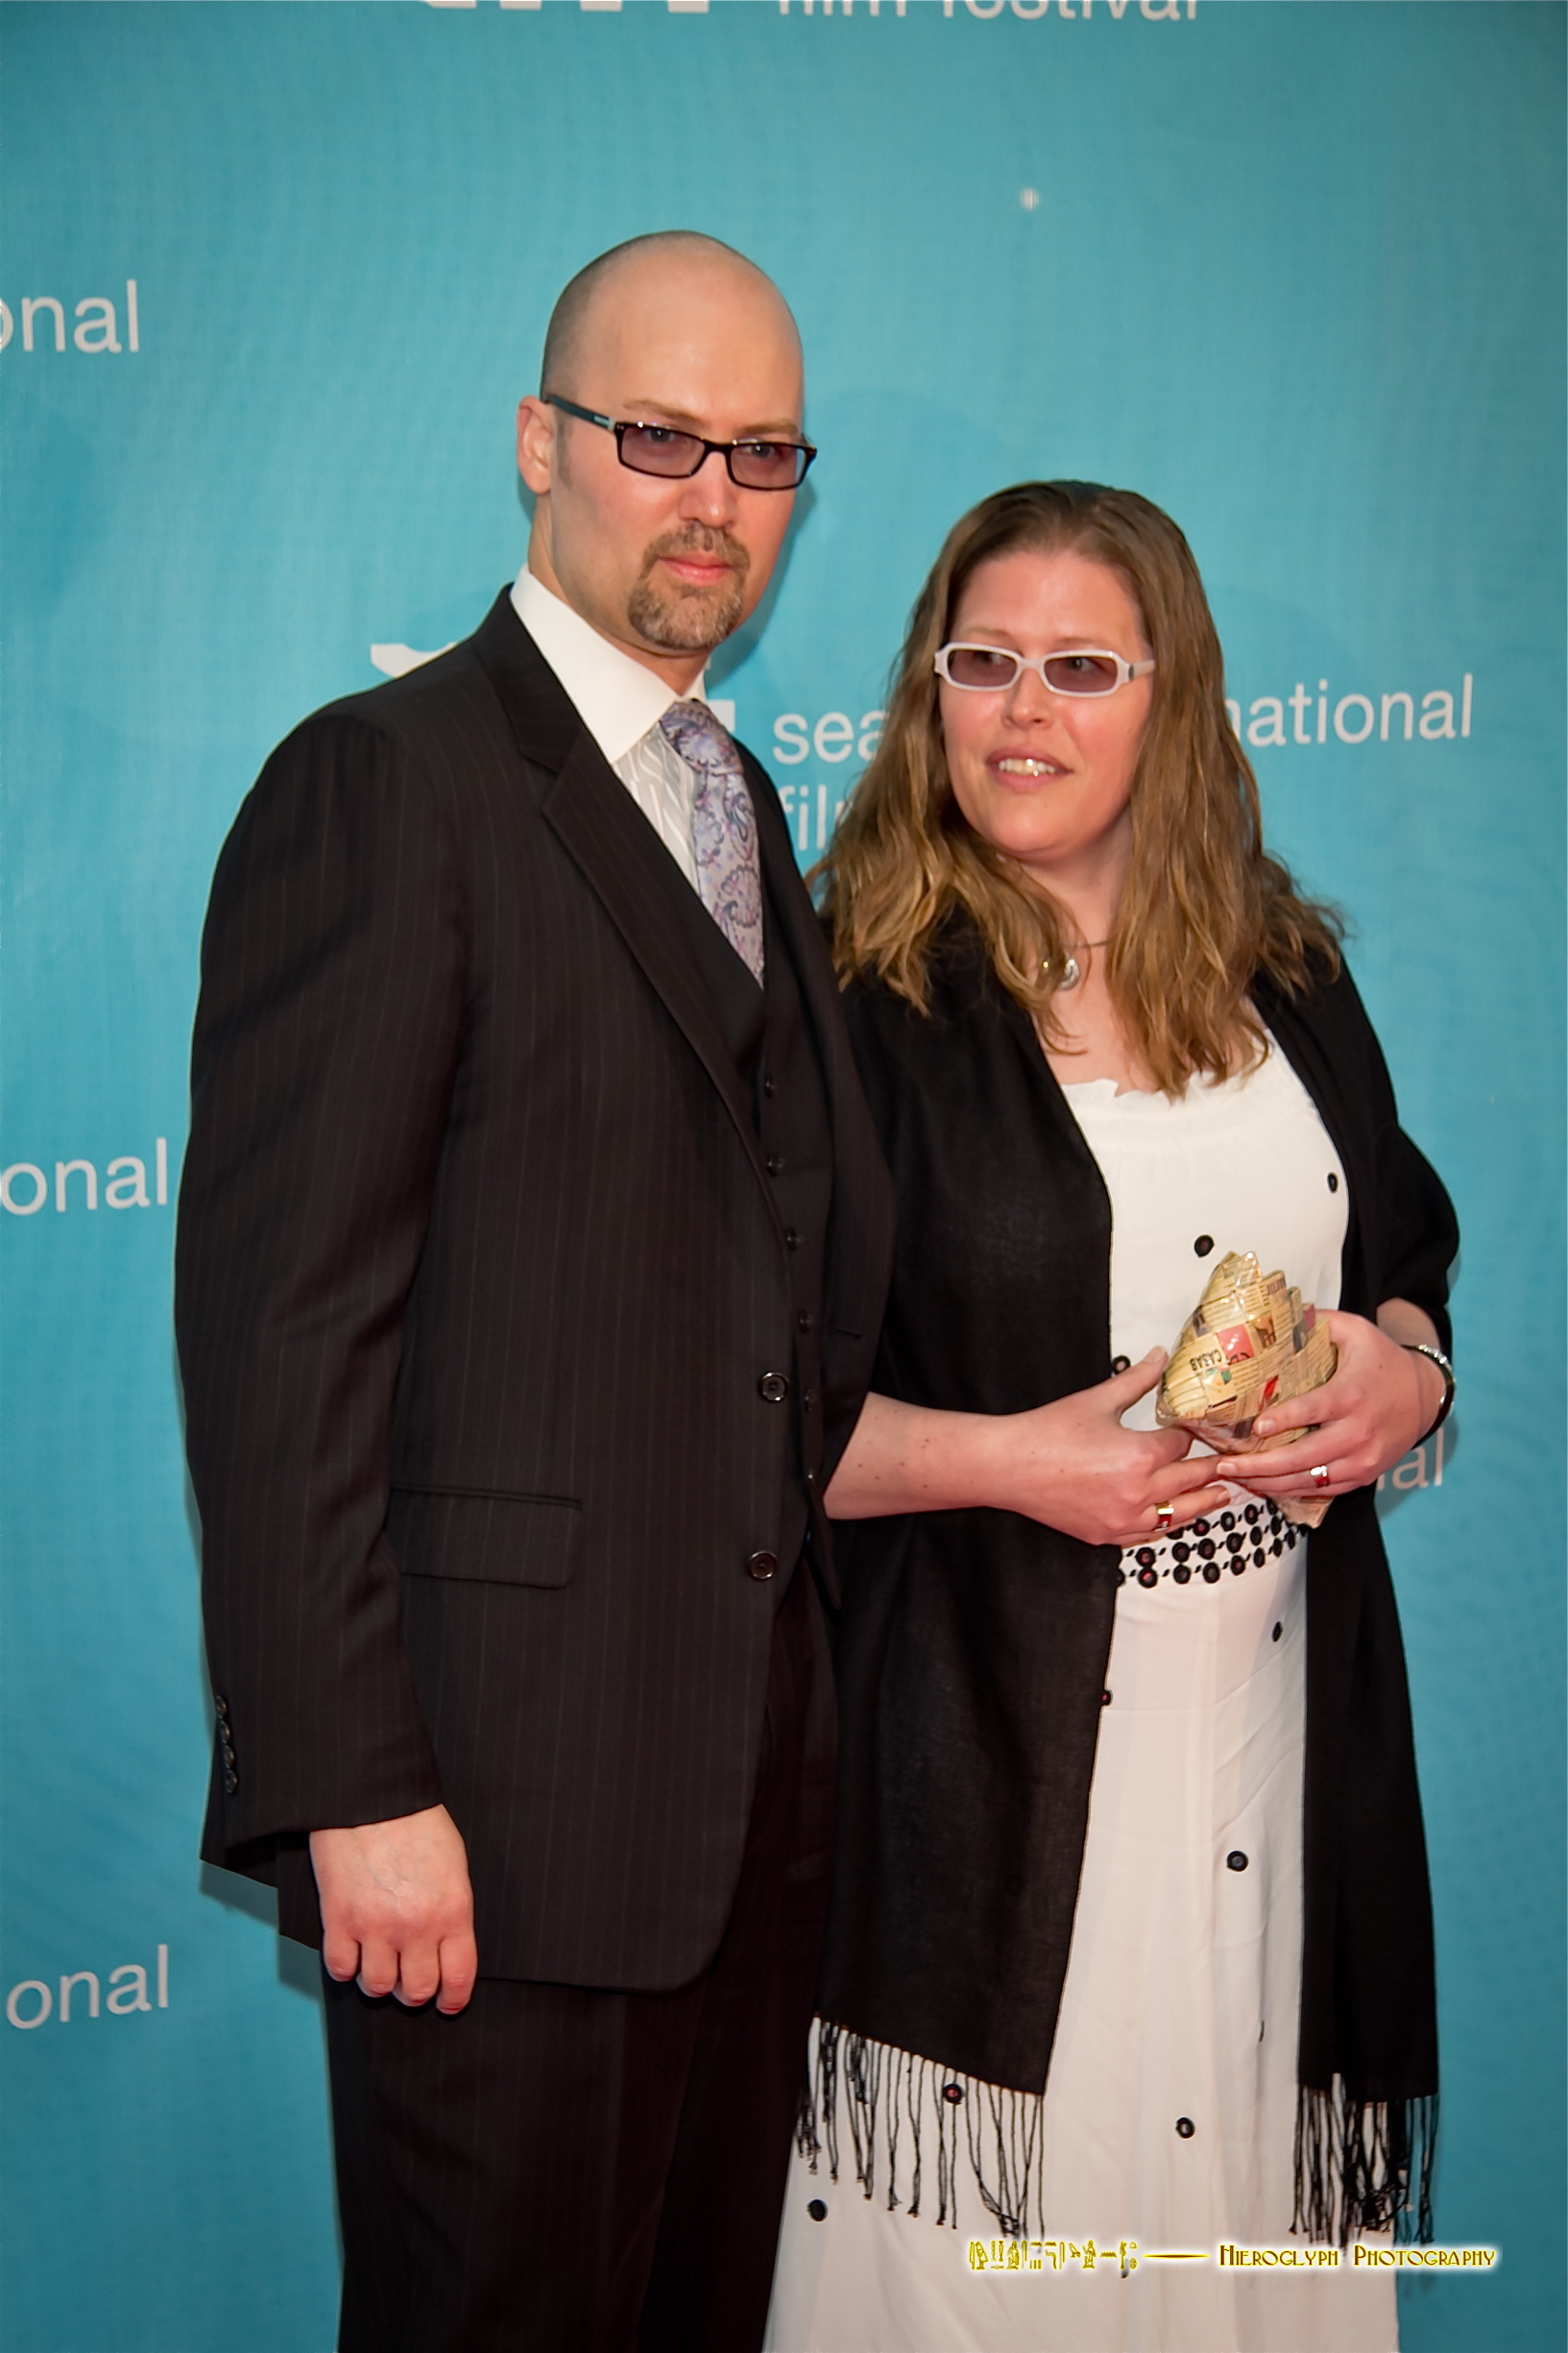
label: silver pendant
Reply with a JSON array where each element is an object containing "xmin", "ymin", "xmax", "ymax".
[{"xmin": 1057, "ymin": 954, "xmax": 1082, "ymax": 991}]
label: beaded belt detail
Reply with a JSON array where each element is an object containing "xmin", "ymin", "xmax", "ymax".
[{"xmin": 1119, "ymin": 1498, "xmax": 1303, "ymax": 1589}]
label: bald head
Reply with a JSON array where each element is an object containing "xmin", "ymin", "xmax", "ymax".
[
  {"xmin": 540, "ymin": 231, "xmax": 800, "ymax": 400},
  {"xmin": 518, "ymin": 232, "xmax": 807, "ymax": 691}
]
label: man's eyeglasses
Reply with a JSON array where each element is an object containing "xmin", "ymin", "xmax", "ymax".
[
  {"xmin": 543, "ymin": 396, "xmax": 815, "ymax": 492},
  {"xmin": 934, "ymin": 643, "xmax": 1156, "ymax": 697}
]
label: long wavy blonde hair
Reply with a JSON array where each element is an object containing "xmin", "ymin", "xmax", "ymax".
[{"xmin": 817, "ymin": 481, "xmax": 1340, "ymax": 1095}]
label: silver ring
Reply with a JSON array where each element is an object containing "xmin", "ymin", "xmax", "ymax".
[{"xmin": 1310, "ymin": 1464, "xmax": 1331, "ymax": 1489}]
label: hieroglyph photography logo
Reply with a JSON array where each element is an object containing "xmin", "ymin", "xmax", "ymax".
[
  {"xmin": 1, "ymin": 1139, "xmax": 169, "ymax": 1217},
  {"xmin": 0, "ymin": 279, "xmax": 139, "ymax": 355},
  {"xmin": 7, "ymin": 1946, "xmax": 170, "ymax": 2029}
]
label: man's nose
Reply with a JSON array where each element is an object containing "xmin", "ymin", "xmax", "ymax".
[{"xmin": 679, "ymin": 448, "xmax": 741, "ymax": 526}]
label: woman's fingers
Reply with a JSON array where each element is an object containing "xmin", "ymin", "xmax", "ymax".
[{"xmin": 1104, "ymin": 1346, "xmax": 1169, "ymax": 1404}]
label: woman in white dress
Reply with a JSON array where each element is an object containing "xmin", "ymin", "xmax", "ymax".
[{"xmin": 766, "ymin": 483, "xmax": 1456, "ymax": 2353}]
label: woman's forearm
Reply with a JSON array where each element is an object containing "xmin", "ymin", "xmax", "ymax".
[{"xmin": 824, "ymin": 1392, "xmax": 1008, "ymax": 1519}]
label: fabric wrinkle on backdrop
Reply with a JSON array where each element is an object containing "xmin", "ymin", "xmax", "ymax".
[{"xmin": 1, "ymin": 5, "xmax": 1562, "ymax": 2352}]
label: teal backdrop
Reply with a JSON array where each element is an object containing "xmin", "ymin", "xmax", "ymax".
[{"xmin": 3, "ymin": 3, "xmax": 1563, "ymax": 2347}]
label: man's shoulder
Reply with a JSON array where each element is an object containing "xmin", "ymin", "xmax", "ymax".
[{"xmin": 302, "ymin": 630, "xmax": 498, "ymax": 749}]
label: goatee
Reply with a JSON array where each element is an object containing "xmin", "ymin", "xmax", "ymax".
[{"xmin": 627, "ymin": 526, "xmax": 750, "ymax": 652}]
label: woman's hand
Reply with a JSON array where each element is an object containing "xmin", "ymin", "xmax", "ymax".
[
  {"xmin": 826, "ymin": 1350, "xmax": 1230, "ymax": 1547},
  {"xmin": 1213, "ymin": 1305, "xmax": 1446, "ymax": 1504}
]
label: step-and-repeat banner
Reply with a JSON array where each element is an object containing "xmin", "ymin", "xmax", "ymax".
[{"xmin": 3, "ymin": 5, "xmax": 1562, "ymax": 2347}]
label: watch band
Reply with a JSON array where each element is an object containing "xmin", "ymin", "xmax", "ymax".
[{"xmin": 1403, "ymin": 1342, "xmax": 1456, "ymax": 1440}]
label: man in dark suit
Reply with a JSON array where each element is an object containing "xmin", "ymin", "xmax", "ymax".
[{"xmin": 176, "ymin": 231, "xmax": 893, "ymax": 2353}]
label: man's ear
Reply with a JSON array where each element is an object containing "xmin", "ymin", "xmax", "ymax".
[{"xmin": 518, "ymin": 397, "xmax": 557, "ymax": 496}]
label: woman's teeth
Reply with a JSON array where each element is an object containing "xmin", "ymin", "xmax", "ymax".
[{"xmin": 996, "ymin": 757, "xmax": 1058, "ymax": 776}]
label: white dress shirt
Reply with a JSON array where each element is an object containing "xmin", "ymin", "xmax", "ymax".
[{"xmin": 511, "ymin": 567, "xmax": 712, "ymax": 889}]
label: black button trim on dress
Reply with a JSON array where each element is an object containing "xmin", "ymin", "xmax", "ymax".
[
  {"xmin": 1175, "ymin": 2117, "xmax": 1196, "ymax": 2138},
  {"xmin": 808, "ymin": 2198, "xmax": 828, "ymax": 2221},
  {"xmin": 1226, "ymin": 1851, "xmax": 1249, "ymax": 1872},
  {"xmin": 942, "ymin": 2083, "xmax": 965, "ymax": 2105},
  {"xmin": 1327, "ymin": 1172, "xmax": 1339, "ymax": 1191},
  {"xmin": 1272, "ymin": 1621, "xmax": 1283, "ymax": 1641},
  {"xmin": 1194, "ymin": 1234, "xmax": 1215, "ymax": 1256}
]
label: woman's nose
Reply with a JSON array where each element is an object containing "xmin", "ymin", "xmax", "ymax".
[{"xmin": 1005, "ymin": 663, "xmax": 1058, "ymax": 720}]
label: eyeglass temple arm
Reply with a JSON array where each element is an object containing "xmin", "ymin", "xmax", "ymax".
[{"xmin": 543, "ymin": 395, "xmax": 615, "ymax": 429}]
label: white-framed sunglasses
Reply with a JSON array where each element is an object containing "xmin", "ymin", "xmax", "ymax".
[{"xmin": 934, "ymin": 643, "xmax": 1156, "ymax": 697}]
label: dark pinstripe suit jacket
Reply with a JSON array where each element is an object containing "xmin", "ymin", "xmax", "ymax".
[{"xmin": 176, "ymin": 592, "xmax": 894, "ymax": 1991}]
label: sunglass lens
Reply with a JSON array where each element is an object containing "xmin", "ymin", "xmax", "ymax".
[
  {"xmin": 731, "ymin": 442, "xmax": 808, "ymax": 489},
  {"xmin": 945, "ymin": 646, "xmax": 1022, "ymax": 689},
  {"xmin": 618, "ymin": 425, "xmax": 706, "ymax": 477},
  {"xmin": 1043, "ymin": 653, "xmax": 1120, "ymax": 694}
]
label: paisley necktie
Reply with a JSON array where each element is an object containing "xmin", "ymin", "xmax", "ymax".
[{"xmin": 659, "ymin": 700, "xmax": 766, "ymax": 985}]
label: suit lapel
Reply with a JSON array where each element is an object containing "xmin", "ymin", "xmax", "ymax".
[
  {"xmin": 745, "ymin": 750, "xmax": 894, "ymax": 1345},
  {"xmin": 471, "ymin": 595, "xmax": 779, "ymax": 1212}
]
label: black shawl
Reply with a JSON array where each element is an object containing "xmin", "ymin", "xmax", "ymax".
[{"xmin": 814, "ymin": 920, "xmax": 1456, "ymax": 2242}]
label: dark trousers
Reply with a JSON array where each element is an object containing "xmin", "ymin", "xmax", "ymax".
[{"xmin": 323, "ymin": 1562, "xmax": 835, "ymax": 2353}]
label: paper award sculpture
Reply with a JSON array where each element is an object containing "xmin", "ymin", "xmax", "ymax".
[{"xmin": 1156, "ymin": 1250, "xmax": 1339, "ymax": 1528}]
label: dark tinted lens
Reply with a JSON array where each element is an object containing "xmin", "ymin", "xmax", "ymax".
[
  {"xmin": 944, "ymin": 645, "xmax": 1023, "ymax": 690},
  {"xmin": 1043, "ymin": 652, "xmax": 1120, "ymax": 694},
  {"xmin": 618, "ymin": 424, "xmax": 706, "ymax": 478},
  {"xmin": 730, "ymin": 440, "xmax": 808, "ymax": 489}
]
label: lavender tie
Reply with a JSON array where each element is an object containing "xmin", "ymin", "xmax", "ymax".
[{"xmin": 659, "ymin": 700, "xmax": 766, "ymax": 985}]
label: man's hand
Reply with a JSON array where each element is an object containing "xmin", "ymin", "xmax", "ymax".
[{"xmin": 309, "ymin": 1804, "xmax": 477, "ymax": 2014}]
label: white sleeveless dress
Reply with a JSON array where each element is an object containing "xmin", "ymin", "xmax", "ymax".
[{"xmin": 766, "ymin": 1043, "xmax": 1399, "ymax": 2353}]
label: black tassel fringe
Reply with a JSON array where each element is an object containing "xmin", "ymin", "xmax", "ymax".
[
  {"xmin": 796, "ymin": 2021, "xmax": 1053, "ymax": 2240},
  {"xmin": 797, "ymin": 2023, "xmax": 1438, "ymax": 2247},
  {"xmin": 1292, "ymin": 2081, "xmax": 1438, "ymax": 2246}
]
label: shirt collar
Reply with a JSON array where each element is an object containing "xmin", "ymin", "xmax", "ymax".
[{"xmin": 511, "ymin": 566, "xmax": 708, "ymax": 767}]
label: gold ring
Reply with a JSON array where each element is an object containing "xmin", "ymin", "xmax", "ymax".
[
  {"xmin": 1153, "ymin": 1500, "xmax": 1174, "ymax": 1529},
  {"xmin": 1310, "ymin": 1464, "xmax": 1331, "ymax": 1488}
]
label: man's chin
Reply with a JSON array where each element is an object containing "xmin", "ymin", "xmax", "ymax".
[{"xmin": 627, "ymin": 580, "xmax": 745, "ymax": 655}]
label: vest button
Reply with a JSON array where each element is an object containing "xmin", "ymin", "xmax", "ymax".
[
  {"xmin": 759, "ymin": 1372, "xmax": 790, "ymax": 1403},
  {"xmin": 746, "ymin": 1550, "xmax": 779, "ymax": 1581},
  {"xmin": 803, "ymin": 1388, "xmax": 818, "ymax": 1410},
  {"xmin": 784, "ymin": 1228, "xmax": 801, "ymax": 1250},
  {"xmin": 797, "ymin": 1310, "xmax": 814, "ymax": 1333},
  {"xmin": 762, "ymin": 1075, "xmax": 777, "ymax": 1098},
  {"xmin": 766, "ymin": 1153, "xmax": 784, "ymax": 1176}
]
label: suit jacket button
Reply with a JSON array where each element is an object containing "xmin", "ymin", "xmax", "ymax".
[
  {"xmin": 759, "ymin": 1371, "xmax": 789, "ymax": 1402},
  {"xmin": 747, "ymin": 1551, "xmax": 779, "ymax": 1581}
]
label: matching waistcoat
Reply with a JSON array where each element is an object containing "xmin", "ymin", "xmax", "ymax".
[{"xmin": 660, "ymin": 854, "xmax": 834, "ymax": 1588}]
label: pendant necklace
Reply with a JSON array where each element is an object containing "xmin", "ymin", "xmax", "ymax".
[{"xmin": 1047, "ymin": 937, "xmax": 1110, "ymax": 992}]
